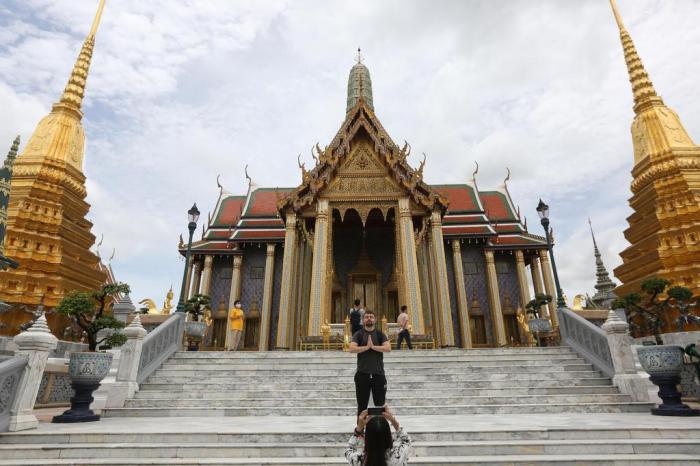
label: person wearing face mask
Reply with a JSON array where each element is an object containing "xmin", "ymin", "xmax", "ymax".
[{"xmin": 227, "ymin": 299, "xmax": 245, "ymax": 351}]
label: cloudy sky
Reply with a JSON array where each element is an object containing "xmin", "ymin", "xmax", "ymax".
[{"xmin": 1, "ymin": 0, "xmax": 699, "ymax": 307}]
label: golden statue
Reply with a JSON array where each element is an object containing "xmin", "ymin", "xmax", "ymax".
[
  {"xmin": 138, "ymin": 298, "xmax": 159, "ymax": 315},
  {"xmin": 516, "ymin": 306, "xmax": 535, "ymax": 347},
  {"xmin": 162, "ymin": 286, "xmax": 174, "ymax": 315},
  {"xmin": 320, "ymin": 319, "xmax": 331, "ymax": 350}
]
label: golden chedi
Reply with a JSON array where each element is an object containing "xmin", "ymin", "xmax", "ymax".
[
  {"xmin": 0, "ymin": 1, "xmax": 107, "ymax": 326},
  {"xmin": 610, "ymin": 0, "xmax": 700, "ymax": 296}
]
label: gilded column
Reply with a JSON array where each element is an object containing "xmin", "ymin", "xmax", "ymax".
[
  {"xmin": 514, "ymin": 250, "xmax": 531, "ymax": 311},
  {"xmin": 199, "ymin": 255, "xmax": 214, "ymax": 296},
  {"xmin": 538, "ymin": 249, "xmax": 559, "ymax": 328},
  {"xmin": 484, "ymin": 249, "xmax": 507, "ymax": 347},
  {"xmin": 426, "ymin": 235, "xmax": 442, "ymax": 347},
  {"xmin": 307, "ymin": 200, "xmax": 330, "ymax": 336},
  {"xmin": 225, "ymin": 255, "xmax": 243, "ymax": 349},
  {"xmin": 430, "ymin": 211, "xmax": 454, "ymax": 346},
  {"xmin": 530, "ymin": 255, "xmax": 547, "ymax": 317},
  {"xmin": 450, "ymin": 240, "xmax": 472, "ymax": 348},
  {"xmin": 275, "ymin": 213, "xmax": 298, "ymax": 350},
  {"xmin": 191, "ymin": 260, "xmax": 203, "ymax": 297},
  {"xmin": 397, "ymin": 198, "xmax": 424, "ymax": 334},
  {"xmin": 259, "ymin": 243, "xmax": 276, "ymax": 351},
  {"xmin": 183, "ymin": 259, "xmax": 195, "ymax": 300}
]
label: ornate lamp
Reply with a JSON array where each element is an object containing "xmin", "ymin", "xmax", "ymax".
[
  {"xmin": 536, "ymin": 199, "xmax": 565, "ymax": 308},
  {"xmin": 176, "ymin": 203, "xmax": 200, "ymax": 313}
]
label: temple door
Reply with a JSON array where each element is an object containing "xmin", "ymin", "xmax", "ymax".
[{"xmin": 352, "ymin": 276, "xmax": 378, "ymax": 312}]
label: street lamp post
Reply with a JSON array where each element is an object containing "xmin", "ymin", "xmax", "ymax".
[
  {"xmin": 176, "ymin": 203, "xmax": 200, "ymax": 313},
  {"xmin": 536, "ymin": 199, "xmax": 566, "ymax": 308}
]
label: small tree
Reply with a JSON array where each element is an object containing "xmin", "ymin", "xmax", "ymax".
[
  {"xmin": 526, "ymin": 293, "xmax": 552, "ymax": 319},
  {"xmin": 612, "ymin": 277, "xmax": 700, "ymax": 344},
  {"xmin": 56, "ymin": 283, "xmax": 130, "ymax": 351},
  {"xmin": 184, "ymin": 294, "xmax": 211, "ymax": 322}
]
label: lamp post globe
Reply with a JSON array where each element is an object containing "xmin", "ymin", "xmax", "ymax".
[
  {"xmin": 177, "ymin": 203, "xmax": 200, "ymax": 313},
  {"xmin": 536, "ymin": 199, "xmax": 565, "ymax": 308}
]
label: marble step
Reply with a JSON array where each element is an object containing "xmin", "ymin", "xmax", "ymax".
[
  {"xmin": 2, "ymin": 438, "xmax": 699, "ymax": 460},
  {"xmin": 124, "ymin": 394, "xmax": 634, "ymax": 409},
  {"xmin": 132, "ymin": 385, "xmax": 621, "ymax": 399},
  {"xmin": 2, "ymin": 454, "xmax": 700, "ymax": 465},
  {"xmin": 160, "ymin": 358, "xmax": 588, "ymax": 370},
  {"xmin": 3, "ymin": 427, "xmax": 698, "ymax": 445},
  {"xmin": 103, "ymin": 402, "xmax": 653, "ymax": 417},
  {"xmin": 143, "ymin": 371, "xmax": 604, "ymax": 385},
  {"xmin": 170, "ymin": 348, "xmax": 578, "ymax": 359},
  {"xmin": 139, "ymin": 377, "xmax": 613, "ymax": 391}
]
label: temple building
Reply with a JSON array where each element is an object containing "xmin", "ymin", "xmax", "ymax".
[
  {"xmin": 181, "ymin": 54, "xmax": 557, "ymax": 351},
  {"xmin": 610, "ymin": 0, "xmax": 700, "ymax": 297},
  {"xmin": 0, "ymin": 1, "xmax": 107, "ymax": 334}
]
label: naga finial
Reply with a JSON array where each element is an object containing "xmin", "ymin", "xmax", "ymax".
[
  {"xmin": 216, "ymin": 174, "xmax": 223, "ymax": 193},
  {"xmin": 503, "ymin": 167, "xmax": 511, "ymax": 187},
  {"xmin": 471, "ymin": 161, "xmax": 479, "ymax": 182},
  {"xmin": 418, "ymin": 153, "xmax": 427, "ymax": 175},
  {"xmin": 244, "ymin": 164, "xmax": 253, "ymax": 187},
  {"xmin": 108, "ymin": 248, "xmax": 115, "ymax": 262},
  {"xmin": 310, "ymin": 145, "xmax": 319, "ymax": 164}
]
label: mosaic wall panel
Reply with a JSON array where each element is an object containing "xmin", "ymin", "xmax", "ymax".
[
  {"xmin": 444, "ymin": 241, "xmax": 461, "ymax": 347},
  {"xmin": 210, "ymin": 256, "xmax": 233, "ymax": 312},
  {"xmin": 36, "ymin": 372, "xmax": 72, "ymax": 406},
  {"xmin": 495, "ymin": 252, "xmax": 521, "ymax": 313},
  {"xmin": 269, "ymin": 245, "xmax": 284, "ymax": 348},
  {"xmin": 241, "ymin": 246, "xmax": 267, "ymax": 315},
  {"xmin": 461, "ymin": 245, "xmax": 493, "ymax": 346}
]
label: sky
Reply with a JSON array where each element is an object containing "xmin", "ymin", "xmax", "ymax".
[{"xmin": 1, "ymin": 0, "xmax": 699, "ymax": 308}]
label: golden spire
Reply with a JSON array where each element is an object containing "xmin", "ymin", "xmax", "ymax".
[
  {"xmin": 609, "ymin": 0, "xmax": 663, "ymax": 114},
  {"xmin": 56, "ymin": 0, "xmax": 106, "ymax": 114}
]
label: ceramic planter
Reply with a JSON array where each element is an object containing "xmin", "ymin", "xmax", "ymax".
[
  {"xmin": 185, "ymin": 321, "xmax": 208, "ymax": 339},
  {"xmin": 637, "ymin": 344, "xmax": 684, "ymax": 377},
  {"xmin": 53, "ymin": 351, "xmax": 114, "ymax": 423}
]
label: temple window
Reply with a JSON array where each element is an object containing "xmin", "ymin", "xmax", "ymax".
[
  {"xmin": 463, "ymin": 262, "xmax": 478, "ymax": 274},
  {"xmin": 496, "ymin": 262, "xmax": 510, "ymax": 274},
  {"xmin": 252, "ymin": 266, "xmax": 264, "ymax": 280}
]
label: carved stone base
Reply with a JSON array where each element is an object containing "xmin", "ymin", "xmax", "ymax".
[
  {"xmin": 52, "ymin": 381, "xmax": 101, "ymax": 423},
  {"xmin": 649, "ymin": 375, "xmax": 700, "ymax": 417}
]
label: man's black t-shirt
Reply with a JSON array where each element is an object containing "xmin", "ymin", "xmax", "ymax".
[{"xmin": 352, "ymin": 328, "xmax": 388, "ymax": 375}]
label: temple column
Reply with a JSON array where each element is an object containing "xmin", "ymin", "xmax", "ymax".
[
  {"xmin": 430, "ymin": 211, "xmax": 454, "ymax": 346},
  {"xmin": 259, "ymin": 243, "xmax": 276, "ymax": 351},
  {"xmin": 539, "ymin": 249, "xmax": 559, "ymax": 329},
  {"xmin": 183, "ymin": 259, "xmax": 195, "ymax": 300},
  {"xmin": 199, "ymin": 255, "xmax": 214, "ymax": 296},
  {"xmin": 275, "ymin": 213, "xmax": 298, "ymax": 350},
  {"xmin": 450, "ymin": 239, "xmax": 472, "ymax": 348},
  {"xmin": 225, "ymin": 255, "xmax": 243, "ymax": 350},
  {"xmin": 530, "ymin": 255, "xmax": 547, "ymax": 317},
  {"xmin": 514, "ymin": 250, "xmax": 531, "ymax": 311},
  {"xmin": 191, "ymin": 260, "xmax": 203, "ymax": 297},
  {"xmin": 484, "ymin": 249, "xmax": 507, "ymax": 347},
  {"xmin": 307, "ymin": 200, "xmax": 330, "ymax": 336},
  {"xmin": 397, "ymin": 198, "xmax": 424, "ymax": 334}
]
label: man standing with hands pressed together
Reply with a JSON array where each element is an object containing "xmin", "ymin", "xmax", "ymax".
[{"xmin": 349, "ymin": 309, "xmax": 391, "ymax": 416}]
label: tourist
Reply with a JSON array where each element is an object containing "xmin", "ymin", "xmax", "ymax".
[
  {"xmin": 227, "ymin": 299, "xmax": 245, "ymax": 351},
  {"xmin": 395, "ymin": 305, "xmax": 412, "ymax": 350},
  {"xmin": 345, "ymin": 406, "xmax": 412, "ymax": 466},
  {"xmin": 349, "ymin": 309, "xmax": 391, "ymax": 416},
  {"xmin": 349, "ymin": 298, "xmax": 365, "ymax": 335}
]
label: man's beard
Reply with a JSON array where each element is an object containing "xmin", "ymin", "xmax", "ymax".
[{"xmin": 364, "ymin": 323, "xmax": 375, "ymax": 330}]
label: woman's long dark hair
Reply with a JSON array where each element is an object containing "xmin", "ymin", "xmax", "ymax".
[{"xmin": 363, "ymin": 416, "xmax": 393, "ymax": 466}]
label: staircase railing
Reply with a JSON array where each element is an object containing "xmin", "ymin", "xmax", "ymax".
[
  {"xmin": 0, "ymin": 355, "xmax": 28, "ymax": 432},
  {"xmin": 137, "ymin": 312, "xmax": 185, "ymax": 384},
  {"xmin": 558, "ymin": 306, "xmax": 614, "ymax": 378}
]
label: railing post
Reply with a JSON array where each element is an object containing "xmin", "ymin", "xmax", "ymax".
[
  {"xmin": 601, "ymin": 310, "xmax": 651, "ymax": 402},
  {"xmin": 108, "ymin": 315, "xmax": 148, "ymax": 408},
  {"xmin": 8, "ymin": 314, "xmax": 57, "ymax": 431}
]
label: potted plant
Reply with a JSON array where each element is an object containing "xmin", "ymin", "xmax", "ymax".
[
  {"xmin": 184, "ymin": 293, "xmax": 211, "ymax": 351},
  {"xmin": 612, "ymin": 277, "xmax": 700, "ymax": 416},
  {"xmin": 52, "ymin": 283, "xmax": 130, "ymax": 423},
  {"xmin": 525, "ymin": 293, "xmax": 553, "ymax": 345}
]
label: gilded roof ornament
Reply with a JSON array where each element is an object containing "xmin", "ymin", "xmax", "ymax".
[{"xmin": 346, "ymin": 49, "xmax": 374, "ymax": 113}]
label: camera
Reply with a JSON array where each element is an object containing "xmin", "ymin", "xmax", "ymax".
[{"xmin": 367, "ymin": 407, "xmax": 385, "ymax": 416}]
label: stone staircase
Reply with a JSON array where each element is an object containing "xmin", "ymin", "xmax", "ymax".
[
  {"xmin": 104, "ymin": 347, "xmax": 649, "ymax": 417},
  {"xmin": 2, "ymin": 347, "xmax": 698, "ymax": 465}
]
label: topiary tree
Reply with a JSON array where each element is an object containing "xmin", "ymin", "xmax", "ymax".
[
  {"xmin": 56, "ymin": 283, "xmax": 130, "ymax": 351},
  {"xmin": 184, "ymin": 293, "xmax": 211, "ymax": 322},
  {"xmin": 525, "ymin": 293, "xmax": 552, "ymax": 319},
  {"xmin": 612, "ymin": 277, "xmax": 700, "ymax": 344}
]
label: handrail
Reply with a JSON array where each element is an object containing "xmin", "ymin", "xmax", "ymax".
[
  {"xmin": 558, "ymin": 306, "xmax": 614, "ymax": 378},
  {"xmin": 137, "ymin": 312, "xmax": 184, "ymax": 384},
  {"xmin": 0, "ymin": 355, "xmax": 28, "ymax": 432}
]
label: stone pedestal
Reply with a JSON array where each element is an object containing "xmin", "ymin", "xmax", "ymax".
[
  {"xmin": 602, "ymin": 311, "xmax": 651, "ymax": 402},
  {"xmin": 108, "ymin": 315, "xmax": 147, "ymax": 408},
  {"xmin": 112, "ymin": 295, "xmax": 136, "ymax": 325},
  {"xmin": 8, "ymin": 314, "xmax": 58, "ymax": 431}
]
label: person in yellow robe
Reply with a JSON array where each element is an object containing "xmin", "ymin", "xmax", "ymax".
[{"xmin": 227, "ymin": 299, "xmax": 245, "ymax": 351}]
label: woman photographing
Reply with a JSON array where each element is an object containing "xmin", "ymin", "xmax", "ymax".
[{"xmin": 344, "ymin": 406, "xmax": 412, "ymax": 466}]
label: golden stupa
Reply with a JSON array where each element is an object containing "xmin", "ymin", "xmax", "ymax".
[
  {"xmin": 610, "ymin": 0, "xmax": 700, "ymax": 297},
  {"xmin": 0, "ymin": 0, "xmax": 107, "ymax": 320}
]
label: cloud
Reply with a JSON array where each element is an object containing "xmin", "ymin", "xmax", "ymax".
[{"xmin": 1, "ymin": 0, "xmax": 699, "ymax": 307}]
